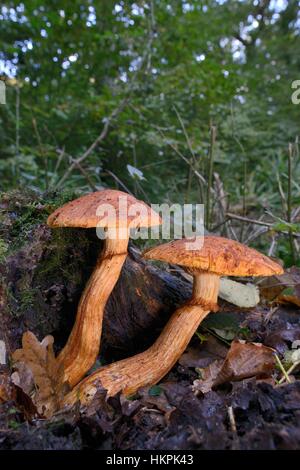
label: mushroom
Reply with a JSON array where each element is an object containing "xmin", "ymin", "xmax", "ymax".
[
  {"xmin": 62, "ymin": 235, "xmax": 283, "ymax": 406},
  {"xmin": 47, "ymin": 189, "xmax": 161, "ymax": 388}
]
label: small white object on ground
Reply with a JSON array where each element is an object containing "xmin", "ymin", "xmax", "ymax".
[
  {"xmin": 219, "ymin": 278, "xmax": 260, "ymax": 308},
  {"xmin": 0, "ymin": 340, "xmax": 6, "ymax": 364}
]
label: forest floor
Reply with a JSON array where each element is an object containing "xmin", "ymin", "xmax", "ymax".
[
  {"xmin": 1, "ymin": 297, "xmax": 300, "ymax": 450},
  {"xmin": 0, "ymin": 191, "xmax": 300, "ymax": 450}
]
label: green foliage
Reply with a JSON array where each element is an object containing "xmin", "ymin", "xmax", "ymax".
[{"xmin": 0, "ymin": 1, "xmax": 299, "ymax": 265}]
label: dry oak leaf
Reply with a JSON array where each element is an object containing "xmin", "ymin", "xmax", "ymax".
[
  {"xmin": 193, "ymin": 340, "xmax": 276, "ymax": 394},
  {"xmin": 12, "ymin": 331, "xmax": 68, "ymax": 418}
]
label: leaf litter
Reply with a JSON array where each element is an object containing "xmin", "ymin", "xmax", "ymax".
[{"xmin": 1, "ymin": 269, "xmax": 300, "ymax": 449}]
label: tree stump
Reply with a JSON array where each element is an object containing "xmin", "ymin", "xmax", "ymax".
[{"xmin": 0, "ymin": 190, "xmax": 191, "ymax": 370}]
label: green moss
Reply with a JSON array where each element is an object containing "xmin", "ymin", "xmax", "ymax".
[
  {"xmin": 0, "ymin": 189, "xmax": 90, "ymax": 331},
  {"xmin": 8, "ymin": 420, "xmax": 21, "ymax": 430},
  {"xmin": 36, "ymin": 227, "xmax": 89, "ymax": 286},
  {"xmin": 0, "ymin": 238, "xmax": 8, "ymax": 262},
  {"xmin": 19, "ymin": 289, "xmax": 36, "ymax": 310},
  {"xmin": 3, "ymin": 189, "xmax": 78, "ymax": 253}
]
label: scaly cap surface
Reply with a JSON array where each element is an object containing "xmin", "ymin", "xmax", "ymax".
[
  {"xmin": 143, "ymin": 236, "xmax": 283, "ymax": 277},
  {"xmin": 47, "ymin": 190, "xmax": 162, "ymax": 229}
]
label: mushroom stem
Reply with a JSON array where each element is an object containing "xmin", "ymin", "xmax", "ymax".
[
  {"xmin": 63, "ymin": 272, "xmax": 220, "ymax": 406},
  {"xmin": 58, "ymin": 236, "xmax": 129, "ymax": 388}
]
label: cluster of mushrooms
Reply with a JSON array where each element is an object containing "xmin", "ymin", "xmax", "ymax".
[{"xmin": 47, "ymin": 189, "xmax": 283, "ymax": 408}]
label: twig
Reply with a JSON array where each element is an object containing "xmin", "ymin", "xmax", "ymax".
[
  {"xmin": 288, "ymin": 143, "xmax": 296, "ymax": 263},
  {"xmin": 132, "ymin": 139, "xmax": 138, "ymax": 196},
  {"xmin": 71, "ymin": 159, "xmax": 98, "ymax": 191},
  {"xmin": 15, "ymin": 85, "xmax": 20, "ymax": 181},
  {"xmin": 276, "ymin": 171, "xmax": 288, "ymax": 218},
  {"xmin": 230, "ymin": 103, "xmax": 247, "ymax": 241},
  {"xmin": 206, "ymin": 125, "xmax": 217, "ymax": 230},
  {"xmin": 264, "ymin": 305, "xmax": 279, "ymax": 325},
  {"xmin": 55, "ymin": 149, "xmax": 98, "ymax": 191},
  {"xmin": 244, "ymin": 226, "xmax": 269, "ymax": 244},
  {"xmin": 227, "ymin": 406, "xmax": 237, "ymax": 433},
  {"xmin": 226, "ymin": 212, "xmax": 300, "ymax": 238},
  {"xmin": 287, "ymin": 144, "xmax": 293, "ymax": 224},
  {"xmin": 158, "ymin": 128, "xmax": 212, "ymax": 192},
  {"xmin": 213, "ymin": 172, "xmax": 238, "ymax": 240},
  {"xmin": 173, "ymin": 107, "xmax": 198, "ymax": 202},
  {"xmin": 103, "ymin": 169, "xmax": 134, "ymax": 195},
  {"xmin": 275, "ymin": 354, "xmax": 291, "ymax": 384},
  {"xmin": 173, "ymin": 106, "xmax": 197, "ymax": 165},
  {"xmin": 55, "ymin": 98, "xmax": 128, "ymax": 189},
  {"xmin": 15, "ymin": 86, "xmax": 20, "ymax": 157},
  {"xmin": 32, "ymin": 117, "xmax": 48, "ymax": 190},
  {"xmin": 268, "ymin": 235, "xmax": 277, "ymax": 257},
  {"xmin": 227, "ymin": 212, "xmax": 273, "ymax": 227},
  {"xmin": 54, "ymin": 147, "xmax": 65, "ymax": 173},
  {"xmin": 278, "ymin": 360, "xmax": 300, "ymax": 385}
]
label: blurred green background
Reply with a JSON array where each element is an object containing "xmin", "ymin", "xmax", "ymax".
[{"xmin": 0, "ymin": 1, "xmax": 299, "ymax": 265}]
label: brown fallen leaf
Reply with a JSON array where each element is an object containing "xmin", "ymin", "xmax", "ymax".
[
  {"xmin": 259, "ymin": 267, "xmax": 300, "ymax": 305},
  {"xmin": 12, "ymin": 331, "xmax": 68, "ymax": 417},
  {"xmin": 0, "ymin": 373, "xmax": 12, "ymax": 402},
  {"xmin": 193, "ymin": 340, "xmax": 276, "ymax": 394},
  {"xmin": 264, "ymin": 328, "xmax": 300, "ymax": 355},
  {"xmin": 259, "ymin": 274, "xmax": 288, "ymax": 301},
  {"xmin": 179, "ymin": 335, "xmax": 228, "ymax": 369},
  {"xmin": 276, "ymin": 294, "xmax": 300, "ymax": 308},
  {"xmin": 0, "ymin": 371, "xmax": 39, "ymax": 421}
]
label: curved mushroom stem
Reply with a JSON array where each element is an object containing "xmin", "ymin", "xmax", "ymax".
[
  {"xmin": 58, "ymin": 235, "xmax": 129, "ymax": 388},
  {"xmin": 63, "ymin": 272, "xmax": 220, "ymax": 406}
]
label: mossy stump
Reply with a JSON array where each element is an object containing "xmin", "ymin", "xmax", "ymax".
[{"xmin": 0, "ymin": 189, "xmax": 191, "ymax": 373}]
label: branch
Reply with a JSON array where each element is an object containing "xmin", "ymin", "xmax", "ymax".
[
  {"xmin": 54, "ymin": 98, "xmax": 128, "ymax": 189},
  {"xmin": 226, "ymin": 212, "xmax": 300, "ymax": 238}
]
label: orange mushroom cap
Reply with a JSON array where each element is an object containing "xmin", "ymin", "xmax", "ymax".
[
  {"xmin": 47, "ymin": 189, "xmax": 161, "ymax": 229},
  {"xmin": 143, "ymin": 236, "xmax": 284, "ymax": 277}
]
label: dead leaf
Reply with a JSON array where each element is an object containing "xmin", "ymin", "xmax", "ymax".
[
  {"xmin": 259, "ymin": 274, "xmax": 288, "ymax": 301},
  {"xmin": 193, "ymin": 340, "xmax": 276, "ymax": 394},
  {"xmin": 179, "ymin": 335, "xmax": 228, "ymax": 369},
  {"xmin": 277, "ymin": 294, "xmax": 300, "ymax": 308},
  {"xmin": 194, "ymin": 360, "xmax": 224, "ymax": 394},
  {"xmin": 264, "ymin": 328, "xmax": 300, "ymax": 355},
  {"xmin": 259, "ymin": 267, "xmax": 300, "ymax": 304},
  {"xmin": 12, "ymin": 385, "xmax": 40, "ymax": 421},
  {"xmin": 0, "ymin": 373, "xmax": 12, "ymax": 402},
  {"xmin": 12, "ymin": 331, "xmax": 67, "ymax": 417}
]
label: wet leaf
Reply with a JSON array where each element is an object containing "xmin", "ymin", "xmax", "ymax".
[
  {"xmin": 11, "ymin": 331, "xmax": 67, "ymax": 417},
  {"xmin": 193, "ymin": 340, "xmax": 276, "ymax": 394}
]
